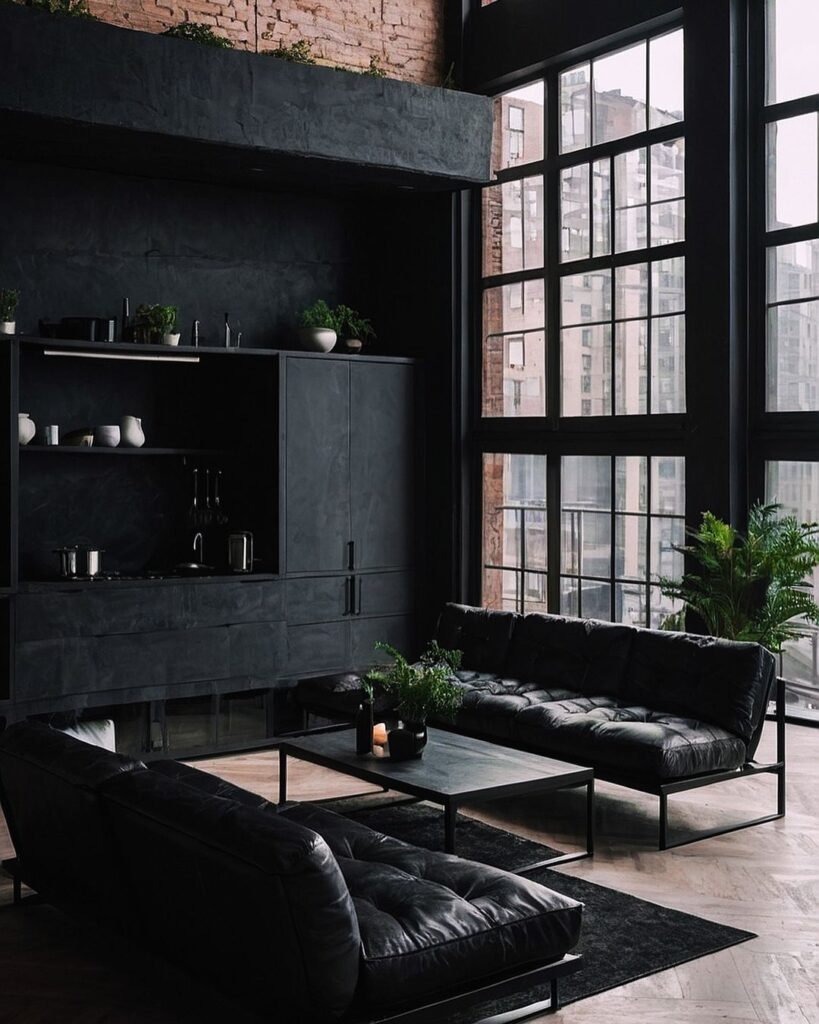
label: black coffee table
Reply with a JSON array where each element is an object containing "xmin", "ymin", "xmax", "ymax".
[{"xmin": 278, "ymin": 728, "xmax": 594, "ymax": 868}]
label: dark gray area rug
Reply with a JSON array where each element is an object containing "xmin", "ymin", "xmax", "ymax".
[{"xmin": 344, "ymin": 801, "xmax": 756, "ymax": 1010}]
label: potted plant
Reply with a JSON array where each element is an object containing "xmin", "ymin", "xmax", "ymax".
[
  {"xmin": 335, "ymin": 305, "xmax": 375, "ymax": 353},
  {"xmin": 658, "ymin": 502, "xmax": 819, "ymax": 653},
  {"xmin": 365, "ymin": 640, "xmax": 463, "ymax": 759},
  {"xmin": 135, "ymin": 304, "xmax": 180, "ymax": 345},
  {"xmin": 297, "ymin": 299, "xmax": 338, "ymax": 352},
  {"xmin": 0, "ymin": 288, "xmax": 20, "ymax": 335}
]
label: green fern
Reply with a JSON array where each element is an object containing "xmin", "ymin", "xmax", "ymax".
[
  {"xmin": 659, "ymin": 502, "xmax": 819, "ymax": 652},
  {"xmin": 365, "ymin": 640, "xmax": 463, "ymax": 723}
]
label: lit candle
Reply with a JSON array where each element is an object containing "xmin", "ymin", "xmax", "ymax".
[{"xmin": 373, "ymin": 722, "xmax": 388, "ymax": 746}]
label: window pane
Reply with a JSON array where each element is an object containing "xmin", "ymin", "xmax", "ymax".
[
  {"xmin": 562, "ymin": 455, "xmax": 612, "ymax": 510},
  {"xmin": 482, "ymin": 175, "xmax": 544, "ymax": 275},
  {"xmin": 615, "ymin": 148, "xmax": 648, "ymax": 253},
  {"xmin": 561, "ymin": 63, "xmax": 591, "ymax": 153},
  {"xmin": 616, "ymin": 456, "xmax": 648, "ymax": 512},
  {"xmin": 524, "ymin": 572, "xmax": 549, "ymax": 615},
  {"xmin": 767, "ymin": 300, "xmax": 819, "ymax": 411},
  {"xmin": 482, "ymin": 453, "xmax": 547, "ymax": 613},
  {"xmin": 765, "ymin": 459, "xmax": 819, "ymax": 722},
  {"xmin": 649, "ymin": 585, "xmax": 683, "ymax": 630},
  {"xmin": 560, "ymin": 577, "xmax": 579, "ymax": 616},
  {"xmin": 482, "ymin": 281, "xmax": 546, "ymax": 418},
  {"xmin": 767, "ymin": 240, "xmax": 819, "ymax": 303},
  {"xmin": 582, "ymin": 581, "xmax": 612, "ymax": 620},
  {"xmin": 493, "ymin": 82, "xmax": 544, "ymax": 173},
  {"xmin": 615, "ymin": 321, "xmax": 648, "ymax": 415},
  {"xmin": 615, "ymin": 515, "xmax": 647, "ymax": 580},
  {"xmin": 616, "ymin": 263, "xmax": 648, "ymax": 319},
  {"xmin": 593, "ymin": 159, "xmax": 612, "ymax": 256},
  {"xmin": 593, "ymin": 42, "xmax": 647, "ymax": 145},
  {"xmin": 651, "ymin": 517, "xmax": 685, "ymax": 580},
  {"xmin": 766, "ymin": 0, "xmax": 819, "ymax": 104},
  {"xmin": 561, "ymin": 270, "xmax": 612, "ymax": 325},
  {"xmin": 651, "ymin": 139, "xmax": 685, "ymax": 246},
  {"xmin": 561, "ymin": 165, "xmax": 590, "ymax": 262},
  {"xmin": 617, "ymin": 582, "xmax": 649, "ymax": 626},
  {"xmin": 562, "ymin": 510, "xmax": 611, "ymax": 577},
  {"xmin": 650, "ymin": 29, "xmax": 684, "ymax": 128},
  {"xmin": 767, "ymin": 114, "xmax": 818, "ymax": 230},
  {"xmin": 651, "ymin": 456, "xmax": 686, "ymax": 514},
  {"xmin": 651, "ymin": 315, "xmax": 686, "ymax": 413},
  {"xmin": 561, "ymin": 325, "xmax": 612, "ymax": 416},
  {"xmin": 652, "ymin": 257, "xmax": 686, "ymax": 314}
]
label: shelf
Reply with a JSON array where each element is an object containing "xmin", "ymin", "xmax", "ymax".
[
  {"xmin": 18, "ymin": 573, "xmax": 281, "ymax": 591},
  {"xmin": 20, "ymin": 446, "xmax": 231, "ymax": 458}
]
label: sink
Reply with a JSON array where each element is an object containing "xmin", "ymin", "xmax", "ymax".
[{"xmin": 173, "ymin": 562, "xmax": 216, "ymax": 576}]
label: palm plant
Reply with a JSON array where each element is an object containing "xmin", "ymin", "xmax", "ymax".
[{"xmin": 659, "ymin": 502, "xmax": 819, "ymax": 652}]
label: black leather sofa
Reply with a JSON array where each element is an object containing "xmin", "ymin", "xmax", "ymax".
[
  {"xmin": 298, "ymin": 604, "xmax": 785, "ymax": 849},
  {"xmin": 434, "ymin": 604, "xmax": 785, "ymax": 847},
  {"xmin": 0, "ymin": 721, "xmax": 583, "ymax": 1023}
]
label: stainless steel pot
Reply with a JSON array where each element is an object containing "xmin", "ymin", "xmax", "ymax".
[
  {"xmin": 54, "ymin": 547, "xmax": 78, "ymax": 577},
  {"xmin": 78, "ymin": 548, "xmax": 104, "ymax": 577}
]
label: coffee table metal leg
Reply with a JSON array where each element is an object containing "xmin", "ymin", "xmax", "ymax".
[
  {"xmin": 279, "ymin": 748, "xmax": 288, "ymax": 805},
  {"xmin": 445, "ymin": 802, "xmax": 457, "ymax": 854},
  {"xmin": 586, "ymin": 778, "xmax": 595, "ymax": 857}
]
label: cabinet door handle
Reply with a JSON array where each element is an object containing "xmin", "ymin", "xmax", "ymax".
[
  {"xmin": 356, "ymin": 577, "xmax": 363, "ymax": 616},
  {"xmin": 344, "ymin": 575, "xmax": 352, "ymax": 615},
  {"xmin": 348, "ymin": 540, "xmax": 356, "ymax": 571}
]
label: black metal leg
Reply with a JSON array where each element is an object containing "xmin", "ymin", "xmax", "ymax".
[
  {"xmin": 584, "ymin": 778, "xmax": 594, "ymax": 856},
  {"xmin": 444, "ymin": 802, "xmax": 457, "ymax": 854},
  {"xmin": 278, "ymin": 748, "xmax": 288, "ymax": 804},
  {"xmin": 549, "ymin": 977, "xmax": 560, "ymax": 1013},
  {"xmin": 659, "ymin": 790, "xmax": 669, "ymax": 850}
]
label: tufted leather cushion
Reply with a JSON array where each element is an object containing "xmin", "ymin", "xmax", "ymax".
[
  {"xmin": 513, "ymin": 701, "xmax": 747, "ymax": 779},
  {"xmin": 623, "ymin": 629, "xmax": 776, "ymax": 750},
  {"xmin": 506, "ymin": 613, "xmax": 634, "ymax": 697},
  {"xmin": 447, "ymin": 671, "xmax": 582, "ymax": 740},
  {"xmin": 282, "ymin": 802, "xmax": 582, "ymax": 1011},
  {"xmin": 436, "ymin": 603, "xmax": 517, "ymax": 673},
  {"xmin": 101, "ymin": 770, "xmax": 361, "ymax": 1022},
  {"xmin": 0, "ymin": 721, "xmax": 144, "ymax": 920}
]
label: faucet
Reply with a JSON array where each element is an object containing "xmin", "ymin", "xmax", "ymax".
[{"xmin": 193, "ymin": 531, "xmax": 204, "ymax": 564}]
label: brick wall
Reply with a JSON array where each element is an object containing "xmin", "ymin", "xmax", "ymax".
[{"xmin": 84, "ymin": 1, "xmax": 445, "ymax": 85}]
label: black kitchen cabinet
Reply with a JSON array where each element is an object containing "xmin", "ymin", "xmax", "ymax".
[{"xmin": 284, "ymin": 354, "xmax": 418, "ymax": 576}]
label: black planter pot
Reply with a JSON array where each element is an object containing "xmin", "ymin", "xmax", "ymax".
[{"xmin": 387, "ymin": 721, "xmax": 427, "ymax": 761}]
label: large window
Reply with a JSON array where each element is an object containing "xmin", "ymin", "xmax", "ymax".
[
  {"xmin": 758, "ymin": 0, "xmax": 819, "ymax": 722},
  {"xmin": 478, "ymin": 28, "xmax": 687, "ymax": 628}
]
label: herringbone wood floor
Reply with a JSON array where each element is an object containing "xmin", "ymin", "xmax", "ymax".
[{"xmin": 1, "ymin": 721, "xmax": 816, "ymax": 1024}]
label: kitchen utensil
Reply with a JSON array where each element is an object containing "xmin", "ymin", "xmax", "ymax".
[
  {"xmin": 224, "ymin": 312, "xmax": 231, "ymax": 349},
  {"xmin": 189, "ymin": 467, "xmax": 201, "ymax": 526},
  {"xmin": 203, "ymin": 468, "xmax": 213, "ymax": 525},
  {"xmin": 54, "ymin": 547, "xmax": 78, "ymax": 577},
  {"xmin": 43, "ymin": 425, "xmax": 59, "ymax": 445},
  {"xmin": 191, "ymin": 319, "xmax": 200, "ymax": 347},
  {"xmin": 228, "ymin": 532, "xmax": 254, "ymax": 573},
  {"xmin": 93, "ymin": 425, "xmax": 120, "ymax": 447},
  {"xmin": 214, "ymin": 470, "xmax": 228, "ymax": 525},
  {"xmin": 77, "ymin": 547, "xmax": 104, "ymax": 577}
]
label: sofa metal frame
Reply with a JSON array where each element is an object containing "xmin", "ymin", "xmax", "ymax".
[{"xmin": 440, "ymin": 676, "xmax": 786, "ymax": 852}]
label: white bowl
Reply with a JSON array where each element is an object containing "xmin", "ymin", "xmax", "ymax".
[
  {"xmin": 93, "ymin": 425, "xmax": 121, "ymax": 447},
  {"xmin": 298, "ymin": 327, "xmax": 337, "ymax": 353}
]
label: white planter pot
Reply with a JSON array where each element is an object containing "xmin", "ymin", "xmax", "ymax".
[
  {"xmin": 0, "ymin": 322, "xmax": 15, "ymax": 335},
  {"xmin": 18, "ymin": 412, "xmax": 36, "ymax": 446},
  {"xmin": 161, "ymin": 332, "xmax": 181, "ymax": 347},
  {"xmin": 93, "ymin": 425, "xmax": 121, "ymax": 448},
  {"xmin": 298, "ymin": 327, "xmax": 337, "ymax": 353},
  {"xmin": 119, "ymin": 415, "xmax": 145, "ymax": 448}
]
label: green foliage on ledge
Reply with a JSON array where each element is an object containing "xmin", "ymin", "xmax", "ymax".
[
  {"xmin": 163, "ymin": 22, "xmax": 234, "ymax": 49},
  {"xmin": 11, "ymin": 0, "xmax": 96, "ymax": 18}
]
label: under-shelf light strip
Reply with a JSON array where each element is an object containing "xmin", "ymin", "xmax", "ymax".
[{"xmin": 43, "ymin": 350, "xmax": 200, "ymax": 364}]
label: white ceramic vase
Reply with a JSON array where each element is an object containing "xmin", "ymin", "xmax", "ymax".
[
  {"xmin": 18, "ymin": 412, "xmax": 36, "ymax": 446},
  {"xmin": 119, "ymin": 415, "xmax": 145, "ymax": 448},
  {"xmin": 0, "ymin": 322, "xmax": 15, "ymax": 335},
  {"xmin": 162, "ymin": 332, "xmax": 181, "ymax": 347},
  {"xmin": 298, "ymin": 327, "xmax": 337, "ymax": 353}
]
